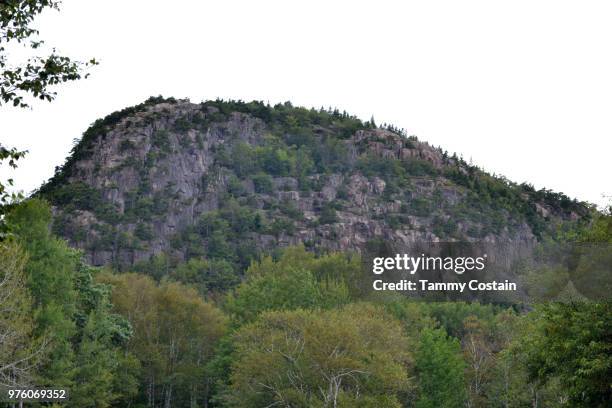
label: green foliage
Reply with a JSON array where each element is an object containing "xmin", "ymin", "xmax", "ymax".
[
  {"xmin": 266, "ymin": 217, "xmax": 294, "ymax": 236},
  {"xmin": 225, "ymin": 247, "xmax": 353, "ymax": 325},
  {"xmin": 257, "ymin": 145, "xmax": 294, "ymax": 176},
  {"xmin": 118, "ymin": 139, "xmax": 136, "ymax": 152},
  {"xmin": 123, "ymin": 182, "xmax": 171, "ymax": 223},
  {"xmin": 169, "ymin": 257, "xmax": 240, "ymax": 295},
  {"xmin": 247, "ymin": 246, "xmax": 362, "ymax": 290},
  {"xmin": 226, "ymin": 304, "xmax": 409, "ymax": 407},
  {"xmin": 357, "ymin": 154, "xmax": 437, "ymax": 182},
  {"xmin": 251, "ymin": 172, "xmax": 274, "ymax": 194},
  {"xmin": 205, "ymin": 108, "xmax": 354, "ymax": 179},
  {"xmin": 569, "ymin": 205, "xmax": 612, "ymax": 243},
  {"xmin": 414, "ymin": 328, "xmax": 466, "ymax": 408},
  {"xmin": 225, "ymin": 267, "xmax": 326, "ymax": 324},
  {"xmin": 0, "ymin": 242, "xmax": 37, "ymax": 387},
  {"xmin": 0, "ymin": 144, "xmax": 27, "ymax": 236},
  {"xmin": 99, "ymin": 273, "xmax": 228, "ymax": 407},
  {"xmin": 445, "ymin": 167, "xmax": 591, "ymax": 238},
  {"xmin": 313, "ymin": 136, "xmax": 352, "ymax": 173},
  {"xmin": 201, "ymin": 99, "xmax": 368, "ymax": 140},
  {"xmin": 167, "ymin": 199, "xmax": 264, "ymax": 270},
  {"xmin": 70, "ymin": 306, "xmax": 138, "ymax": 407},
  {"xmin": 403, "ymin": 157, "xmax": 438, "ymax": 176},
  {"xmin": 173, "ymin": 116, "xmax": 192, "ymax": 132},
  {"xmin": 382, "ymin": 298, "xmax": 437, "ymax": 339},
  {"xmin": 132, "ymin": 252, "xmax": 176, "ymax": 281},
  {"xmin": 0, "ymin": 0, "xmax": 97, "ymax": 108},
  {"xmin": 278, "ymin": 199, "xmax": 304, "ymax": 220},
  {"xmin": 422, "ymin": 301, "xmax": 501, "ymax": 338},
  {"xmin": 40, "ymin": 182, "xmax": 121, "ymax": 224},
  {"xmin": 7, "ymin": 199, "xmax": 78, "ymax": 325},
  {"xmin": 432, "ymin": 216, "xmax": 458, "ymax": 237},
  {"xmin": 39, "ymin": 182, "xmax": 99, "ymax": 211},
  {"xmin": 151, "ymin": 129, "xmax": 171, "ymax": 152},
  {"xmin": 134, "ymin": 222, "xmax": 154, "ymax": 241},
  {"xmin": 410, "ymin": 197, "xmax": 432, "ymax": 217},
  {"xmin": 226, "ymin": 269, "xmax": 349, "ymax": 323},
  {"xmin": 357, "ymin": 154, "xmax": 403, "ymax": 179},
  {"xmin": 318, "ymin": 202, "xmax": 339, "ymax": 224},
  {"xmin": 226, "ymin": 175, "xmax": 245, "ymax": 197},
  {"xmin": 522, "ymin": 302, "xmax": 612, "ymax": 407},
  {"xmin": 6, "ymin": 199, "xmax": 137, "ymax": 404}
]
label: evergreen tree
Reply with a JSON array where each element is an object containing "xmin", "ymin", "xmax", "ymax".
[
  {"xmin": 6, "ymin": 199, "xmax": 138, "ymax": 404},
  {"xmin": 414, "ymin": 328, "xmax": 466, "ymax": 408}
]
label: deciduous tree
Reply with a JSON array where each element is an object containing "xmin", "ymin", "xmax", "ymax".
[
  {"xmin": 100, "ymin": 272, "xmax": 228, "ymax": 407},
  {"xmin": 0, "ymin": 242, "xmax": 39, "ymax": 387},
  {"xmin": 226, "ymin": 303, "xmax": 410, "ymax": 408}
]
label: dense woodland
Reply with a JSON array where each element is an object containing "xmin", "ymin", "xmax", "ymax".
[{"xmin": 0, "ymin": 198, "xmax": 610, "ymax": 407}]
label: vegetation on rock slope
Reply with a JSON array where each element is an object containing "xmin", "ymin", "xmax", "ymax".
[{"xmin": 37, "ymin": 98, "xmax": 592, "ymax": 283}]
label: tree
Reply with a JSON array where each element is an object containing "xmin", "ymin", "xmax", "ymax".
[
  {"xmin": 462, "ymin": 315, "xmax": 495, "ymax": 408},
  {"xmin": 99, "ymin": 272, "xmax": 228, "ymax": 407},
  {"xmin": 0, "ymin": 145, "xmax": 26, "ymax": 236},
  {"xmin": 226, "ymin": 266, "xmax": 329, "ymax": 324},
  {"xmin": 226, "ymin": 304, "xmax": 410, "ymax": 407},
  {"xmin": 484, "ymin": 310, "xmax": 533, "ymax": 408},
  {"xmin": 522, "ymin": 302, "xmax": 612, "ymax": 407},
  {"xmin": 243, "ymin": 245, "xmax": 362, "ymax": 294},
  {"xmin": 70, "ymin": 308, "xmax": 138, "ymax": 408},
  {"xmin": 573, "ymin": 205, "xmax": 611, "ymax": 243},
  {"xmin": 0, "ymin": 0, "xmax": 96, "ymax": 233},
  {"xmin": 0, "ymin": 241, "xmax": 39, "ymax": 387},
  {"xmin": 7, "ymin": 199, "xmax": 78, "ymax": 388},
  {"xmin": 96, "ymin": 273, "xmax": 159, "ymax": 406},
  {"xmin": 224, "ymin": 246, "xmax": 352, "ymax": 325},
  {"xmin": 0, "ymin": 0, "xmax": 96, "ymax": 108},
  {"xmin": 414, "ymin": 328, "xmax": 466, "ymax": 408},
  {"xmin": 6, "ymin": 199, "xmax": 138, "ymax": 405},
  {"xmin": 169, "ymin": 257, "xmax": 239, "ymax": 295}
]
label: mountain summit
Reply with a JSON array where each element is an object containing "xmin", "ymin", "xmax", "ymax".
[{"xmin": 38, "ymin": 97, "xmax": 590, "ymax": 270}]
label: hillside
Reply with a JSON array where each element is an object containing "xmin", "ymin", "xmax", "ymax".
[{"xmin": 38, "ymin": 97, "xmax": 591, "ymax": 272}]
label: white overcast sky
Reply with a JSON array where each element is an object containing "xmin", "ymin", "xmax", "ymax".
[{"xmin": 2, "ymin": 0, "xmax": 611, "ymax": 208}]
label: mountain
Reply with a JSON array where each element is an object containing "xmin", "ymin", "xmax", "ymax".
[{"xmin": 38, "ymin": 97, "xmax": 591, "ymax": 272}]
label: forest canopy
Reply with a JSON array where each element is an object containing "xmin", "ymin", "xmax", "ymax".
[{"xmin": 0, "ymin": 198, "xmax": 610, "ymax": 407}]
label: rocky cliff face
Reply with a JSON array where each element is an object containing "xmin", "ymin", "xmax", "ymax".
[{"xmin": 39, "ymin": 97, "xmax": 589, "ymax": 270}]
